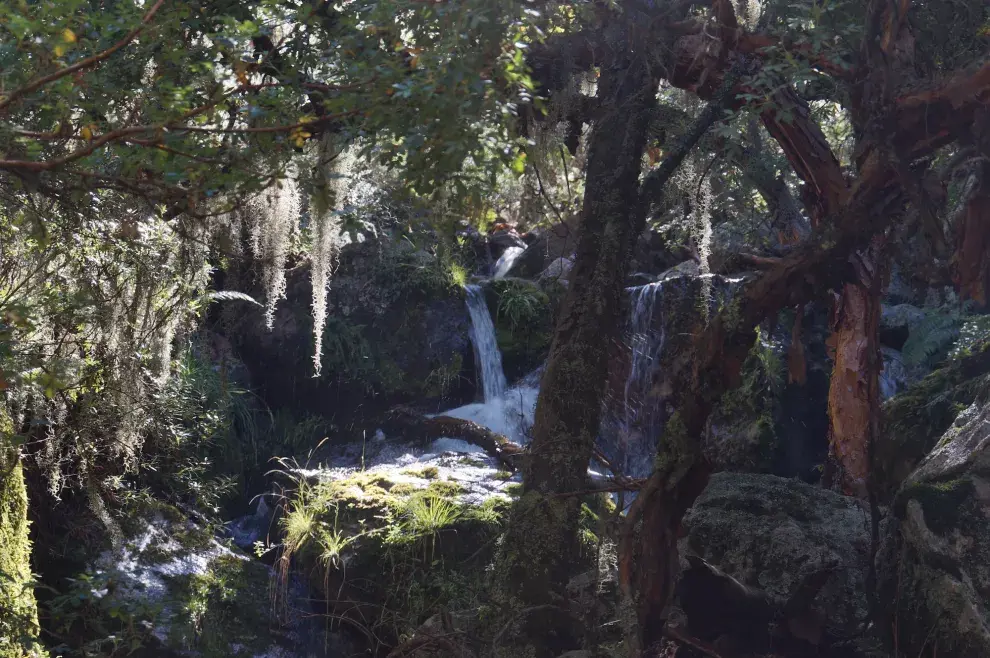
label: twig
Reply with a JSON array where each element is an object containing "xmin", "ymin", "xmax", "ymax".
[{"xmin": 0, "ymin": 0, "xmax": 168, "ymax": 112}]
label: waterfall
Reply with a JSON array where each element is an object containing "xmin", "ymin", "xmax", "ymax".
[
  {"xmin": 464, "ymin": 284, "xmax": 508, "ymax": 402},
  {"xmin": 437, "ymin": 287, "xmax": 536, "ymax": 444},
  {"xmin": 493, "ymin": 246, "xmax": 525, "ymax": 279},
  {"xmin": 605, "ymin": 281, "xmax": 669, "ymax": 477}
]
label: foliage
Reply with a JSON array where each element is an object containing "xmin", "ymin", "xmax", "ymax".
[
  {"xmin": 487, "ymin": 279, "xmax": 554, "ymax": 380},
  {"xmin": 44, "ymin": 569, "xmax": 158, "ymax": 658},
  {"xmin": 0, "ymin": 0, "xmax": 536, "ymax": 202},
  {"xmin": 902, "ymin": 309, "xmax": 964, "ymax": 369}
]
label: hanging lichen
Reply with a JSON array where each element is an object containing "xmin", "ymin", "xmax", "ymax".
[
  {"xmin": 246, "ymin": 166, "xmax": 300, "ymax": 330},
  {"xmin": 309, "ymin": 135, "xmax": 348, "ymax": 376}
]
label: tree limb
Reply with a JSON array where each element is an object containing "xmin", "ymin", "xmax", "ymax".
[{"xmin": 0, "ymin": 0, "xmax": 168, "ymax": 113}]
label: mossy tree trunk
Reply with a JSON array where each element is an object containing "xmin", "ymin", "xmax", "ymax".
[
  {"xmin": 491, "ymin": 38, "xmax": 659, "ymax": 654},
  {"xmin": 1, "ymin": 408, "xmax": 41, "ymax": 658}
]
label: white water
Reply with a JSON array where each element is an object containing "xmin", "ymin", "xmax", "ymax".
[
  {"xmin": 493, "ymin": 246, "xmax": 525, "ymax": 279},
  {"xmin": 618, "ymin": 281, "xmax": 668, "ymax": 475},
  {"xmin": 465, "ymin": 284, "xmax": 508, "ymax": 402},
  {"xmin": 440, "ymin": 381, "xmax": 540, "ymax": 444}
]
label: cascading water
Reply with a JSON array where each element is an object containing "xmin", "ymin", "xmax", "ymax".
[
  {"xmin": 464, "ymin": 284, "xmax": 508, "ymax": 402},
  {"xmin": 601, "ymin": 281, "xmax": 669, "ymax": 478},
  {"xmin": 493, "ymin": 246, "xmax": 525, "ymax": 279},
  {"xmin": 436, "ymin": 284, "xmax": 538, "ymax": 444}
]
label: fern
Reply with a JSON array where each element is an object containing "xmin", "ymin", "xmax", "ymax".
[{"xmin": 902, "ymin": 311, "xmax": 962, "ymax": 369}]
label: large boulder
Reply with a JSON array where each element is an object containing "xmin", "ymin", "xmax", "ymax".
[
  {"xmin": 875, "ymin": 343, "xmax": 990, "ymax": 500},
  {"xmin": 506, "ymin": 217, "xmax": 579, "ymax": 279},
  {"xmin": 217, "ymin": 238, "xmax": 475, "ymax": 435},
  {"xmin": 679, "ymin": 473, "xmax": 872, "ymax": 635},
  {"xmin": 878, "ymin": 389, "xmax": 990, "ymax": 658}
]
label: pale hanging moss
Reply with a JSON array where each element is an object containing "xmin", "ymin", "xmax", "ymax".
[
  {"xmin": 246, "ymin": 164, "xmax": 300, "ymax": 330},
  {"xmin": 309, "ymin": 134, "xmax": 348, "ymax": 376}
]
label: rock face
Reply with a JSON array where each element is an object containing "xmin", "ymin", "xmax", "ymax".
[
  {"xmin": 506, "ymin": 217, "xmax": 579, "ymax": 279},
  {"xmin": 679, "ymin": 473, "xmax": 872, "ymax": 635},
  {"xmin": 876, "ymin": 344, "xmax": 990, "ymax": 500},
  {"xmin": 218, "ymin": 238, "xmax": 474, "ymax": 432},
  {"xmin": 878, "ymin": 390, "xmax": 990, "ymax": 658}
]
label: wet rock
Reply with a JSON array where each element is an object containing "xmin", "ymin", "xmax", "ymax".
[
  {"xmin": 506, "ymin": 218, "xmax": 579, "ymax": 279},
  {"xmin": 881, "ymin": 304, "xmax": 926, "ymax": 331},
  {"xmin": 85, "ymin": 504, "xmax": 336, "ymax": 657},
  {"xmin": 878, "ymin": 391, "xmax": 990, "ymax": 658},
  {"xmin": 218, "ymin": 238, "xmax": 474, "ymax": 434},
  {"xmin": 679, "ymin": 472, "xmax": 872, "ymax": 635}
]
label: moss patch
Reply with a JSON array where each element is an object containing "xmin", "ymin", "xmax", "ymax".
[
  {"xmin": 486, "ymin": 279, "xmax": 555, "ymax": 381},
  {"xmin": 0, "ymin": 443, "xmax": 42, "ymax": 658},
  {"xmin": 163, "ymin": 553, "xmax": 275, "ymax": 657},
  {"xmin": 279, "ymin": 468, "xmax": 508, "ymax": 647},
  {"xmin": 877, "ymin": 343, "xmax": 990, "ymax": 500}
]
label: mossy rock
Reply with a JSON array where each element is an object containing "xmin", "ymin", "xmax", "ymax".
[
  {"xmin": 875, "ymin": 342, "xmax": 990, "ymax": 501},
  {"xmin": 280, "ymin": 465, "xmax": 511, "ymax": 647},
  {"xmin": 879, "ymin": 395, "xmax": 990, "ymax": 658},
  {"xmin": 485, "ymin": 278, "xmax": 555, "ymax": 381},
  {"xmin": 162, "ymin": 553, "xmax": 275, "ymax": 657}
]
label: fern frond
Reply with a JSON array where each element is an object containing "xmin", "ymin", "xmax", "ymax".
[{"xmin": 902, "ymin": 312, "xmax": 961, "ymax": 368}]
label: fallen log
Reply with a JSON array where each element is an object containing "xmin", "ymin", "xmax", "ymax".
[{"xmin": 381, "ymin": 407, "xmax": 526, "ymax": 472}]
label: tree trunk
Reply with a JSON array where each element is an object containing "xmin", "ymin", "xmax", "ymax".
[
  {"xmin": 492, "ymin": 51, "xmax": 657, "ymax": 653},
  {"xmin": 825, "ymin": 238, "xmax": 885, "ymax": 497},
  {"xmin": 952, "ymin": 160, "xmax": 990, "ymax": 307}
]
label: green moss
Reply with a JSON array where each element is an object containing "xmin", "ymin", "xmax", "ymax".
[
  {"xmin": 898, "ymin": 478, "xmax": 975, "ymax": 535},
  {"xmin": 493, "ymin": 470, "xmax": 514, "ymax": 481},
  {"xmin": 164, "ymin": 553, "xmax": 275, "ymax": 657},
  {"xmin": 0, "ymin": 439, "xmax": 42, "ymax": 658},
  {"xmin": 279, "ymin": 467, "xmax": 505, "ymax": 647},
  {"xmin": 486, "ymin": 279, "xmax": 555, "ymax": 381},
  {"xmin": 426, "ymin": 480, "xmax": 464, "ymax": 498},
  {"xmin": 404, "ymin": 465, "xmax": 439, "ymax": 479},
  {"xmin": 878, "ymin": 343, "xmax": 990, "ymax": 499}
]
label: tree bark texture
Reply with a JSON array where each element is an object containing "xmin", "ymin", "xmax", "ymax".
[
  {"xmin": 492, "ymin": 47, "xmax": 658, "ymax": 654},
  {"xmin": 825, "ymin": 237, "xmax": 885, "ymax": 497},
  {"xmin": 952, "ymin": 160, "xmax": 990, "ymax": 307}
]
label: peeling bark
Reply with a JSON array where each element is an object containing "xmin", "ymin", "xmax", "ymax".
[
  {"xmin": 825, "ymin": 237, "xmax": 885, "ymax": 498},
  {"xmin": 952, "ymin": 160, "xmax": 990, "ymax": 306}
]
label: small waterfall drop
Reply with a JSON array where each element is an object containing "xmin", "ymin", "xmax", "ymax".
[
  {"xmin": 437, "ymin": 287, "xmax": 537, "ymax": 444},
  {"xmin": 464, "ymin": 284, "xmax": 508, "ymax": 402},
  {"xmin": 606, "ymin": 281, "xmax": 669, "ymax": 477},
  {"xmin": 493, "ymin": 246, "xmax": 525, "ymax": 279}
]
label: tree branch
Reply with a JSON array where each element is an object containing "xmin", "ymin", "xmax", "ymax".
[{"xmin": 0, "ymin": 0, "xmax": 168, "ymax": 113}]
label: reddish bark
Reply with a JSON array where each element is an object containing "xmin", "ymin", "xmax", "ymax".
[
  {"xmin": 952, "ymin": 160, "xmax": 990, "ymax": 306},
  {"xmin": 825, "ymin": 238, "xmax": 885, "ymax": 497}
]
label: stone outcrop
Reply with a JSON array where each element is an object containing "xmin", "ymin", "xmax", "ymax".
[
  {"xmin": 878, "ymin": 386, "xmax": 990, "ymax": 658},
  {"xmin": 217, "ymin": 238, "xmax": 475, "ymax": 431},
  {"xmin": 679, "ymin": 473, "xmax": 872, "ymax": 636}
]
